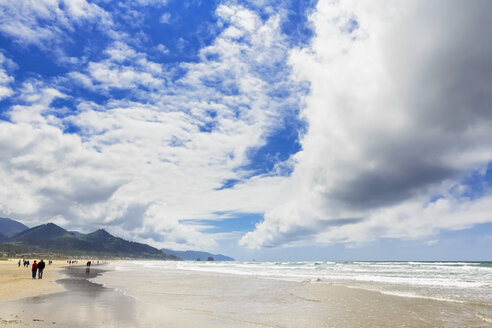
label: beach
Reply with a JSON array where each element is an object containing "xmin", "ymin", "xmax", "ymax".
[
  {"xmin": 0, "ymin": 261, "xmax": 491, "ymax": 327},
  {"xmin": 0, "ymin": 259, "xmax": 66, "ymax": 302}
]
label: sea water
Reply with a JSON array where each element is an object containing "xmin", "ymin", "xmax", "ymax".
[
  {"xmin": 89, "ymin": 260, "xmax": 492, "ymax": 327},
  {"xmin": 104, "ymin": 260, "xmax": 492, "ymax": 306}
]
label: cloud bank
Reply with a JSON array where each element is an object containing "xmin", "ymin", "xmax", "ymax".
[{"xmin": 240, "ymin": 0, "xmax": 492, "ymax": 248}]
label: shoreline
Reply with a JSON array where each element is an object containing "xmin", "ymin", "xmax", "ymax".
[
  {"xmin": 0, "ymin": 258, "xmax": 110, "ymax": 302},
  {"xmin": 1, "ymin": 261, "xmax": 492, "ymax": 327},
  {"xmin": 93, "ymin": 264, "xmax": 492, "ymax": 327}
]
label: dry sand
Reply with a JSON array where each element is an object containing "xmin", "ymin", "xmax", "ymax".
[{"xmin": 0, "ymin": 259, "xmax": 66, "ymax": 301}]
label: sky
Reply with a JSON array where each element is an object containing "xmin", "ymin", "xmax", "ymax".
[{"xmin": 0, "ymin": 0, "xmax": 492, "ymax": 261}]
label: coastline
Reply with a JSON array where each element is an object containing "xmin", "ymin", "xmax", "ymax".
[
  {"xmin": 0, "ymin": 264, "xmax": 258, "ymax": 328},
  {"xmin": 1, "ymin": 261, "xmax": 491, "ymax": 327},
  {"xmin": 92, "ymin": 265, "xmax": 492, "ymax": 328}
]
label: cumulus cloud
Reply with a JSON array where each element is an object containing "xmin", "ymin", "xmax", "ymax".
[
  {"xmin": 0, "ymin": 53, "xmax": 15, "ymax": 100},
  {"xmin": 0, "ymin": 0, "xmax": 111, "ymax": 48},
  {"xmin": 0, "ymin": 2, "xmax": 303, "ymax": 250},
  {"xmin": 160, "ymin": 12, "xmax": 171, "ymax": 24},
  {"xmin": 240, "ymin": 0, "xmax": 492, "ymax": 248},
  {"xmin": 0, "ymin": 82, "xmax": 127, "ymax": 224}
]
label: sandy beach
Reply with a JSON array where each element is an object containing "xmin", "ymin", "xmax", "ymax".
[
  {"xmin": 0, "ymin": 262, "xmax": 491, "ymax": 327},
  {"xmin": 0, "ymin": 259, "xmax": 66, "ymax": 302},
  {"xmin": 91, "ymin": 267, "xmax": 492, "ymax": 328}
]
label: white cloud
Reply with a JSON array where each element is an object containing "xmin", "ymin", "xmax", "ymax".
[
  {"xmin": 217, "ymin": 4, "xmax": 260, "ymax": 33},
  {"xmin": 426, "ymin": 239, "xmax": 438, "ymax": 246},
  {"xmin": 0, "ymin": 0, "xmax": 111, "ymax": 48},
  {"xmin": 160, "ymin": 12, "xmax": 171, "ymax": 24},
  {"xmin": 240, "ymin": 0, "xmax": 492, "ymax": 248},
  {"xmin": 156, "ymin": 44, "xmax": 170, "ymax": 54},
  {"xmin": 0, "ymin": 4, "xmax": 302, "ymax": 250},
  {"xmin": 68, "ymin": 41, "xmax": 166, "ymax": 92},
  {"xmin": 7, "ymin": 0, "xmax": 490, "ymax": 253},
  {"xmin": 136, "ymin": 0, "xmax": 169, "ymax": 5},
  {"xmin": 0, "ymin": 53, "xmax": 15, "ymax": 100}
]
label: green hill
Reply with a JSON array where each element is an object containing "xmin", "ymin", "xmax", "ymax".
[
  {"xmin": 79, "ymin": 229, "xmax": 115, "ymax": 243},
  {"xmin": 75, "ymin": 229, "xmax": 169, "ymax": 257},
  {"xmin": 1, "ymin": 222, "xmax": 179, "ymax": 260},
  {"xmin": 9, "ymin": 223, "xmax": 74, "ymax": 242}
]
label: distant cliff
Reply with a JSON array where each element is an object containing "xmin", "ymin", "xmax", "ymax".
[{"xmin": 161, "ymin": 248, "xmax": 235, "ymax": 261}]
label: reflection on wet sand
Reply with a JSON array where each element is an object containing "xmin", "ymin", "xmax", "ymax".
[
  {"xmin": 1, "ymin": 264, "xmax": 491, "ymax": 328},
  {"xmin": 0, "ymin": 267, "xmax": 139, "ymax": 327}
]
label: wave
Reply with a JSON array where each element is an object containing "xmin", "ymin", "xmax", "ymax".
[
  {"xmin": 476, "ymin": 312, "xmax": 492, "ymax": 323},
  {"xmin": 100, "ymin": 260, "xmax": 492, "ymax": 305}
]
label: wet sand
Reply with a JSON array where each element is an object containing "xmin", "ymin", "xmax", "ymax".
[
  {"xmin": 1, "ymin": 267, "xmax": 142, "ymax": 327},
  {"xmin": 0, "ymin": 266, "xmax": 261, "ymax": 327},
  {"xmin": 93, "ymin": 268, "xmax": 492, "ymax": 328},
  {"xmin": 1, "ymin": 265, "xmax": 491, "ymax": 327}
]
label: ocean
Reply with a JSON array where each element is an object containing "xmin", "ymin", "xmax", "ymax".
[
  {"xmin": 99, "ymin": 261, "xmax": 492, "ymax": 306},
  {"xmin": 88, "ymin": 260, "xmax": 492, "ymax": 327}
]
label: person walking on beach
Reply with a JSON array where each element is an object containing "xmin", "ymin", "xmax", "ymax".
[
  {"xmin": 38, "ymin": 259, "xmax": 46, "ymax": 279},
  {"xmin": 18, "ymin": 259, "xmax": 21, "ymax": 267},
  {"xmin": 31, "ymin": 260, "xmax": 38, "ymax": 279}
]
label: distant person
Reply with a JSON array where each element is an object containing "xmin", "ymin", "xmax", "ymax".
[
  {"xmin": 32, "ymin": 261, "xmax": 38, "ymax": 279},
  {"xmin": 87, "ymin": 261, "xmax": 91, "ymax": 267},
  {"xmin": 18, "ymin": 259, "xmax": 21, "ymax": 267},
  {"xmin": 49, "ymin": 260, "xmax": 52, "ymax": 265},
  {"xmin": 38, "ymin": 259, "xmax": 46, "ymax": 279}
]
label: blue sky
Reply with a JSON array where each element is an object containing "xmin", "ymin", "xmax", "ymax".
[{"xmin": 0, "ymin": 0, "xmax": 492, "ymax": 261}]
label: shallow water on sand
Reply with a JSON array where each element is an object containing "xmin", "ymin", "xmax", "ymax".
[
  {"xmin": 1, "ymin": 263, "xmax": 491, "ymax": 327},
  {"xmin": 0, "ymin": 266, "xmax": 266, "ymax": 327},
  {"xmin": 128, "ymin": 260, "xmax": 492, "ymax": 305},
  {"xmin": 91, "ymin": 262, "xmax": 492, "ymax": 327},
  {"xmin": 0, "ymin": 267, "xmax": 140, "ymax": 327}
]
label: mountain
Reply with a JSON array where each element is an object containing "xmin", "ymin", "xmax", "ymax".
[
  {"xmin": 1, "ymin": 222, "xmax": 178, "ymax": 259},
  {"xmin": 9, "ymin": 223, "xmax": 74, "ymax": 242},
  {"xmin": 161, "ymin": 249, "xmax": 235, "ymax": 261},
  {"xmin": 69, "ymin": 230, "xmax": 84, "ymax": 236},
  {"xmin": 0, "ymin": 233, "xmax": 7, "ymax": 242},
  {"xmin": 0, "ymin": 217, "xmax": 29, "ymax": 235},
  {"xmin": 79, "ymin": 229, "xmax": 115, "ymax": 243},
  {"xmin": 75, "ymin": 229, "xmax": 172, "ymax": 257}
]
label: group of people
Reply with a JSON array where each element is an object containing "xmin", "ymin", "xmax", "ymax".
[
  {"xmin": 18, "ymin": 259, "xmax": 50, "ymax": 279},
  {"xmin": 17, "ymin": 258, "xmax": 99, "ymax": 279},
  {"xmin": 30, "ymin": 259, "xmax": 46, "ymax": 279}
]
